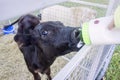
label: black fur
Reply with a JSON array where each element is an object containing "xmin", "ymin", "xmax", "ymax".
[{"xmin": 8, "ymin": 14, "xmax": 83, "ymax": 80}]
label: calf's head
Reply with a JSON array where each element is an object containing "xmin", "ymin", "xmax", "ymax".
[
  {"xmin": 32, "ymin": 21, "xmax": 81, "ymax": 56},
  {"xmin": 13, "ymin": 14, "xmax": 83, "ymax": 80}
]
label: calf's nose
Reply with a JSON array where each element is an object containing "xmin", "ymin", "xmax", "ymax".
[
  {"xmin": 74, "ymin": 29, "xmax": 80, "ymax": 39},
  {"xmin": 72, "ymin": 29, "xmax": 81, "ymax": 42}
]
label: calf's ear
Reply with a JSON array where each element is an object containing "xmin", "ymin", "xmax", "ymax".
[
  {"xmin": 14, "ymin": 35, "xmax": 19, "ymax": 42},
  {"xmin": 14, "ymin": 34, "xmax": 23, "ymax": 43}
]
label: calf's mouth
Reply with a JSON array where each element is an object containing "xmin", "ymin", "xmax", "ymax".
[
  {"xmin": 69, "ymin": 28, "xmax": 84, "ymax": 50},
  {"xmin": 59, "ymin": 28, "xmax": 84, "ymax": 54}
]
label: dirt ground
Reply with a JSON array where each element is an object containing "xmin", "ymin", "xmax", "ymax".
[{"xmin": 0, "ymin": 34, "xmax": 69, "ymax": 80}]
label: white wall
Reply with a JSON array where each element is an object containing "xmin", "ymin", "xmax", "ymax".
[{"xmin": 0, "ymin": 0, "xmax": 68, "ymax": 21}]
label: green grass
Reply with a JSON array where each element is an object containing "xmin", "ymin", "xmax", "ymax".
[
  {"xmin": 1, "ymin": 0, "xmax": 119, "ymax": 79},
  {"xmin": 81, "ymin": 0, "xmax": 108, "ymax": 4},
  {"xmin": 105, "ymin": 45, "xmax": 120, "ymax": 80}
]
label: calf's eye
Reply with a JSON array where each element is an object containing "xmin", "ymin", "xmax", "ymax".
[{"xmin": 42, "ymin": 30, "xmax": 48, "ymax": 36}]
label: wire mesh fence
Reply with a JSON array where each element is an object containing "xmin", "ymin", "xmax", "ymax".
[
  {"xmin": 49, "ymin": 0, "xmax": 117, "ymax": 80},
  {"xmin": 65, "ymin": 46, "xmax": 100, "ymax": 80},
  {"xmin": 0, "ymin": 0, "xmax": 119, "ymax": 80}
]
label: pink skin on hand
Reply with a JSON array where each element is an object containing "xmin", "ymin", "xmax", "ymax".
[{"xmin": 108, "ymin": 19, "xmax": 115, "ymax": 30}]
